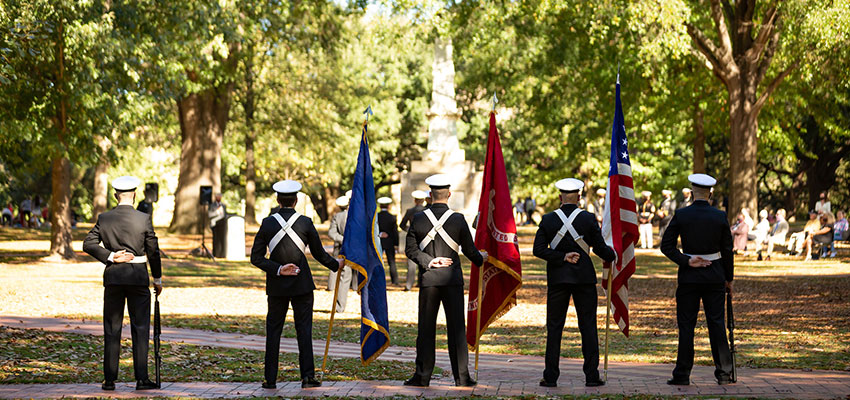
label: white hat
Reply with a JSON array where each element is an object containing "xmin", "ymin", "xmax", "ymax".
[
  {"xmin": 112, "ymin": 176, "xmax": 141, "ymax": 192},
  {"xmin": 682, "ymin": 188, "xmax": 692, "ymax": 193},
  {"xmin": 596, "ymin": 188, "xmax": 606, "ymax": 196},
  {"xmin": 377, "ymin": 197, "xmax": 392, "ymax": 205},
  {"xmin": 641, "ymin": 190, "xmax": 652, "ymax": 197},
  {"xmin": 411, "ymin": 190, "xmax": 427, "ymax": 199},
  {"xmin": 555, "ymin": 178, "xmax": 583, "ymax": 193},
  {"xmin": 662, "ymin": 189, "xmax": 672, "ymax": 196},
  {"xmin": 335, "ymin": 196, "xmax": 349, "ymax": 207},
  {"xmin": 272, "ymin": 180, "xmax": 302, "ymax": 194},
  {"xmin": 688, "ymin": 173, "xmax": 717, "ymax": 188},
  {"xmin": 345, "ymin": 190, "xmax": 353, "ymax": 198},
  {"xmin": 424, "ymin": 174, "xmax": 451, "ymax": 189}
]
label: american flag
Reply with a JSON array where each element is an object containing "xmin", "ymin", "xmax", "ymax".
[{"xmin": 600, "ymin": 77, "xmax": 638, "ymax": 337}]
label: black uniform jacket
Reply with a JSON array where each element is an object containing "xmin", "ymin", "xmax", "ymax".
[
  {"xmin": 405, "ymin": 203, "xmax": 483, "ymax": 287},
  {"xmin": 377, "ymin": 210, "xmax": 399, "ymax": 249},
  {"xmin": 251, "ymin": 207, "xmax": 339, "ymax": 296},
  {"xmin": 399, "ymin": 204, "xmax": 425, "ymax": 231},
  {"xmin": 83, "ymin": 204, "xmax": 162, "ymax": 286},
  {"xmin": 660, "ymin": 200, "xmax": 734, "ymax": 284},
  {"xmin": 533, "ymin": 203, "xmax": 615, "ymax": 285}
]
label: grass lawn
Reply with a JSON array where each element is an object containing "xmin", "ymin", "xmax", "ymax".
[
  {"xmin": 2, "ymin": 225, "xmax": 849, "ymax": 372},
  {"xmin": 0, "ymin": 326, "xmax": 420, "ymax": 384}
]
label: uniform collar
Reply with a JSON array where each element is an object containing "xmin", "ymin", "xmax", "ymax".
[
  {"xmin": 693, "ymin": 200, "xmax": 710, "ymax": 206},
  {"xmin": 430, "ymin": 203, "xmax": 449, "ymax": 210},
  {"xmin": 559, "ymin": 203, "xmax": 578, "ymax": 212}
]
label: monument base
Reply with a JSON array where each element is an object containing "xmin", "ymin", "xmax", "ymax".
[{"xmin": 400, "ymin": 158, "xmax": 483, "ymax": 225}]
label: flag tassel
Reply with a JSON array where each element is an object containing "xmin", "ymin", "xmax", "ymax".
[
  {"xmin": 321, "ymin": 265, "xmax": 344, "ymax": 379},
  {"xmin": 473, "ymin": 258, "xmax": 485, "ymax": 381},
  {"xmin": 604, "ymin": 264, "xmax": 614, "ymax": 382}
]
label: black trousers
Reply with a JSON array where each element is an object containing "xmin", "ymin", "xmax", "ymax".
[
  {"xmin": 212, "ymin": 222, "xmax": 227, "ymax": 258},
  {"xmin": 673, "ymin": 283, "xmax": 734, "ymax": 380},
  {"xmin": 103, "ymin": 285, "xmax": 151, "ymax": 383},
  {"xmin": 543, "ymin": 283, "xmax": 599, "ymax": 383},
  {"xmin": 405, "ymin": 259, "xmax": 417, "ymax": 290},
  {"xmin": 382, "ymin": 243, "xmax": 398, "ymax": 285},
  {"xmin": 265, "ymin": 292, "xmax": 314, "ymax": 383},
  {"xmin": 411, "ymin": 285, "xmax": 472, "ymax": 385}
]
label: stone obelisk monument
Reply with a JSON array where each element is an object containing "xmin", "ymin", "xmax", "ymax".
[{"xmin": 400, "ymin": 38, "xmax": 483, "ymax": 223}]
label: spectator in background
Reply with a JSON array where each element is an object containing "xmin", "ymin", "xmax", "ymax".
[
  {"xmin": 587, "ymin": 188, "xmax": 606, "ymax": 226},
  {"xmin": 752, "ymin": 209, "xmax": 770, "ymax": 259},
  {"xmin": 831, "ymin": 210, "xmax": 848, "ymax": 257},
  {"xmin": 2, "ymin": 203, "xmax": 12, "ymax": 226},
  {"xmin": 731, "ymin": 211, "xmax": 750, "ymax": 254},
  {"xmin": 514, "ymin": 198, "xmax": 525, "ymax": 225},
  {"xmin": 31, "ymin": 196, "xmax": 43, "ymax": 228},
  {"xmin": 638, "ymin": 191, "xmax": 655, "ymax": 249},
  {"xmin": 814, "ymin": 191, "xmax": 831, "ymax": 215},
  {"xmin": 679, "ymin": 188, "xmax": 693, "ymax": 209},
  {"xmin": 657, "ymin": 189, "xmax": 676, "ymax": 240},
  {"xmin": 741, "ymin": 208, "xmax": 755, "ymax": 233},
  {"xmin": 787, "ymin": 210, "xmax": 820, "ymax": 256},
  {"xmin": 803, "ymin": 211, "xmax": 834, "ymax": 261},
  {"xmin": 763, "ymin": 209, "xmax": 789, "ymax": 261},
  {"xmin": 524, "ymin": 196, "xmax": 537, "ymax": 225},
  {"xmin": 20, "ymin": 197, "xmax": 31, "ymax": 228}
]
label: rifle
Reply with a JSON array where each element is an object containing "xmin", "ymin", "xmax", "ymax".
[
  {"xmin": 726, "ymin": 288, "xmax": 737, "ymax": 383},
  {"xmin": 154, "ymin": 292, "xmax": 162, "ymax": 388}
]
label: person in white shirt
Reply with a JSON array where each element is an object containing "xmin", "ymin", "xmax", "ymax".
[{"xmin": 815, "ymin": 191, "xmax": 831, "ymax": 215}]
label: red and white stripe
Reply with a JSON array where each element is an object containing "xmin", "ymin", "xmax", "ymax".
[{"xmin": 601, "ymin": 162, "xmax": 639, "ymax": 336}]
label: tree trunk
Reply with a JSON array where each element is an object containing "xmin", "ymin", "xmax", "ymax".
[
  {"xmin": 169, "ymin": 84, "xmax": 232, "ymax": 233},
  {"xmin": 727, "ymin": 79, "xmax": 759, "ymax": 218},
  {"xmin": 92, "ymin": 136, "xmax": 110, "ymax": 219},
  {"xmin": 243, "ymin": 51, "xmax": 258, "ymax": 226},
  {"xmin": 49, "ymin": 15, "xmax": 74, "ymax": 259},
  {"xmin": 692, "ymin": 104, "xmax": 705, "ymax": 173}
]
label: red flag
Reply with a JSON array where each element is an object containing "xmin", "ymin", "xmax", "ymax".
[{"xmin": 466, "ymin": 112, "xmax": 522, "ymax": 350}]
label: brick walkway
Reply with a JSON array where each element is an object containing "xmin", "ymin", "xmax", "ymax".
[{"xmin": 2, "ymin": 316, "xmax": 849, "ymax": 399}]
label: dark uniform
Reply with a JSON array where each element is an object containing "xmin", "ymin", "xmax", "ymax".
[
  {"xmin": 250, "ymin": 207, "xmax": 340, "ymax": 385},
  {"xmin": 405, "ymin": 203, "xmax": 483, "ymax": 386},
  {"xmin": 83, "ymin": 204, "xmax": 162, "ymax": 386},
  {"xmin": 136, "ymin": 199, "xmax": 153, "ymax": 215},
  {"xmin": 658, "ymin": 196, "xmax": 677, "ymax": 239},
  {"xmin": 660, "ymin": 199, "xmax": 734, "ymax": 383},
  {"xmin": 400, "ymin": 203, "xmax": 426, "ymax": 290},
  {"xmin": 533, "ymin": 203, "xmax": 615, "ymax": 385},
  {"xmin": 378, "ymin": 208, "xmax": 399, "ymax": 285}
]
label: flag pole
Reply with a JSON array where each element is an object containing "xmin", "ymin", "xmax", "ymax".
[
  {"xmin": 474, "ymin": 258, "xmax": 484, "ymax": 381},
  {"xmin": 321, "ymin": 262, "xmax": 344, "ymax": 379},
  {"xmin": 604, "ymin": 263, "xmax": 614, "ymax": 382}
]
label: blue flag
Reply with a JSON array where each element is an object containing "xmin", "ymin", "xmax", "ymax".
[{"xmin": 341, "ymin": 121, "xmax": 390, "ymax": 365}]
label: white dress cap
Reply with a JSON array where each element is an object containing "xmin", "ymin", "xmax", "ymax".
[
  {"xmin": 335, "ymin": 196, "xmax": 349, "ymax": 207},
  {"xmin": 555, "ymin": 178, "xmax": 583, "ymax": 193},
  {"xmin": 596, "ymin": 188, "xmax": 607, "ymax": 196},
  {"xmin": 662, "ymin": 189, "xmax": 672, "ymax": 195},
  {"xmin": 641, "ymin": 190, "xmax": 652, "ymax": 197},
  {"xmin": 424, "ymin": 174, "xmax": 452, "ymax": 189},
  {"xmin": 411, "ymin": 190, "xmax": 427, "ymax": 199},
  {"xmin": 272, "ymin": 180, "xmax": 302, "ymax": 194},
  {"xmin": 688, "ymin": 173, "xmax": 717, "ymax": 188},
  {"xmin": 682, "ymin": 188, "xmax": 692, "ymax": 193},
  {"xmin": 377, "ymin": 197, "xmax": 392, "ymax": 205},
  {"xmin": 112, "ymin": 176, "xmax": 141, "ymax": 192},
  {"xmin": 345, "ymin": 190, "xmax": 353, "ymax": 198}
]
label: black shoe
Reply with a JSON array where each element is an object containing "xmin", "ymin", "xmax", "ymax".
[
  {"xmin": 539, "ymin": 379, "xmax": 556, "ymax": 387},
  {"xmin": 717, "ymin": 377, "xmax": 734, "ymax": 385},
  {"xmin": 404, "ymin": 377, "xmax": 429, "ymax": 387},
  {"xmin": 585, "ymin": 378, "xmax": 605, "ymax": 387},
  {"xmin": 101, "ymin": 382, "xmax": 115, "ymax": 391},
  {"xmin": 455, "ymin": 378, "xmax": 476, "ymax": 387},
  {"xmin": 136, "ymin": 379, "xmax": 158, "ymax": 390},
  {"xmin": 667, "ymin": 377, "xmax": 690, "ymax": 385},
  {"xmin": 301, "ymin": 377, "xmax": 321, "ymax": 388},
  {"xmin": 261, "ymin": 381, "xmax": 276, "ymax": 389}
]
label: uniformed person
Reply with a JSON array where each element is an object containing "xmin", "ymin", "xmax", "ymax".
[
  {"xmin": 377, "ymin": 197, "xmax": 400, "ymax": 285},
  {"xmin": 404, "ymin": 174, "xmax": 486, "ymax": 387},
  {"xmin": 657, "ymin": 189, "xmax": 677, "ymax": 240},
  {"xmin": 208, "ymin": 192, "xmax": 227, "ymax": 258},
  {"xmin": 326, "ymin": 195, "xmax": 355, "ymax": 312},
  {"xmin": 587, "ymin": 188, "xmax": 606, "ymax": 226},
  {"xmin": 83, "ymin": 176, "xmax": 162, "ymax": 391},
  {"xmin": 533, "ymin": 178, "xmax": 614, "ymax": 388},
  {"xmin": 399, "ymin": 190, "xmax": 427, "ymax": 291},
  {"xmin": 638, "ymin": 191, "xmax": 655, "ymax": 248},
  {"xmin": 660, "ymin": 173, "xmax": 734, "ymax": 386},
  {"xmin": 679, "ymin": 188, "xmax": 693, "ymax": 209},
  {"xmin": 250, "ymin": 180, "xmax": 344, "ymax": 389}
]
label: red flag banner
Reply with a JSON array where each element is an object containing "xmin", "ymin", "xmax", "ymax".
[{"xmin": 466, "ymin": 112, "xmax": 522, "ymax": 350}]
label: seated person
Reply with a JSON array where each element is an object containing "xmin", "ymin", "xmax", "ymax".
[
  {"xmin": 787, "ymin": 210, "xmax": 820, "ymax": 256},
  {"xmin": 752, "ymin": 209, "xmax": 770, "ymax": 254},
  {"xmin": 764, "ymin": 209, "xmax": 789, "ymax": 261},
  {"xmin": 831, "ymin": 210, "xmax": 848, "ymax": 257},
  {"xmin": 804, "ymin": 211, "xmax": 834, "ymax": 260},
  {"xmin": 731, "ymin": 211, "xmax": 750, "ymax": 254}
]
